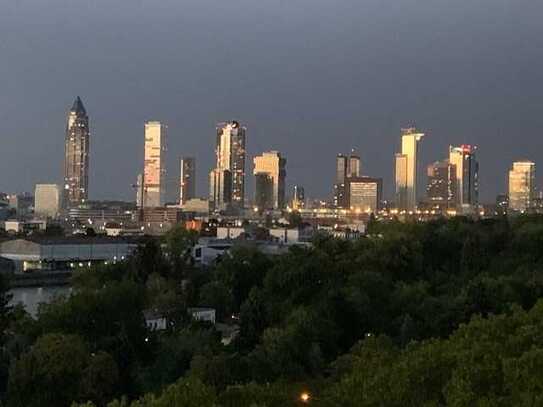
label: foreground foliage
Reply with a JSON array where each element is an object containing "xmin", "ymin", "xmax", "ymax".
[{"xmin": 4, "ymin": 218, "xmax": 543, "ymax": 406}]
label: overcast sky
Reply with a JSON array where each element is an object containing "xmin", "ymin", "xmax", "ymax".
[{"xmin": 1, "ymin": 0, "xmax": 543, "ymax": 203}]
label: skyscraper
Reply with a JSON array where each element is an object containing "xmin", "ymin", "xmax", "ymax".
[
  {"xmin": 179, "ymin": 157, "xmax": 196, "ymax": 205},
  {"xmin": 143, "ymin": 121, "xmax": 167, "ymax": 207},
  {"xmin": 292, "ymin": 185, "xmax": 305, "ymax": 210},
  {"xmin": 334, "ymin": 151, "xmax": 361, "ymax": 208},
  {"xmin": 253, "ymin": 151, "xmax": 287, "ymax": 210},
  {"xmin": 395, "ymin": 127, "xmax": 424, "ymax": 211},
  {"xmin": 212, "ymin": 121, "xmax": 246, "ymax": 209},
  {"xmin": 209, "ymin": 168, "xmax": 232, "ymax": 210},
  {"xmin": 346, "ymin": 177, "xmax": 383, "ymax": 213},
  {"xmin": 254, "ymin": 173, "xmax": 274, "ymax": 211},
  {"xmin": 508, "ymin": 160, "xmax": 536, "ymax": 212},
  {"xmin": 64, "ymin": 96, "xmax": 89, "ymax": 208},
  {"xmin": 449, "ymin": 145, "xmax": 479, "ymax": 213},
  {"xmin": 426, "ymin": 160, "xmax": 457, "ymax": 209},
  {"xmin": 347, "ymin": 151, "xmax": 361, "ymax": 178}
]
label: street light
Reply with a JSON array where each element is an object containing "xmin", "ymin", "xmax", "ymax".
[{"xmin": 300, "ymin": 392, "xmax": 311, "ymax": 403}]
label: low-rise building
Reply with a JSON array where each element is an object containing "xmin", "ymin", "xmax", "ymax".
[
  {"xmin": 188, "ymin": 307, "xmax": 216, "ymax": 324},
  {"xmin": 4, "ymin": 220, "xmax": 47, "ymax": 234},
  {"xmin": 0, "ymin": 237, "xmax": 138, "ymax": 273}
]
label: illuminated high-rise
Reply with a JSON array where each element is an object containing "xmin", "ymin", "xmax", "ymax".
[
  {"xmin": 143, "ymin": 121, "xmax": 167, "ymax": 207},
  {"xmin": 180, "ymin": 157, "xmax": 196, "ymax": 205},
  {"xmin": 64, "ymin": 97, "xmax": 90, "ymax": 207},
  {"xmin": 253, "ymin": 151, "xmax": 286, "ymax": 210},
  {"xmin": 395, "ymin": 127, "xmax": 424, "ymax": 211},
  {"xmin": 292, "ymin": 185, "xmax": 305, "ymax": 210},
  {"xmin": 334, "ymin": 151, "xmax": 361, "ymax": 208},
  {"xmin": 212, "ymin": 121, "xmax": 246, "ymax": 209},
  {"xmin": 346, "ymin": 176, "xmax": 383, "ymax": 213},
  {"xmin": 508, "ymin": 160, "xmax": 536, "ymax": 212},
  {"xmin": 449, "ymin": 145, "xmax": 479, "ymax": 213},
  {"xmin": 426, "ymin": 160, "xmax": 457, "ymax": 209}
]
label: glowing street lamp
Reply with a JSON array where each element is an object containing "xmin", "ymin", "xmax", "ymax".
[{"xmin": 300, "ymin": 392, "xmax": 311, "ymax": 403}]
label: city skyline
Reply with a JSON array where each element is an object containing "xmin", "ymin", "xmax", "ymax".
[{"xmin": 2, "ymin": 1, "xmax": 543, "ymax": 202}]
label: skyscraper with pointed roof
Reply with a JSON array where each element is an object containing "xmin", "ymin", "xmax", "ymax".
[{"xmin": 63, "ymin": 96, "xmax": 90, "ymax": 207}]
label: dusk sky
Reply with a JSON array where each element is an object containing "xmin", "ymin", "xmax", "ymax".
[{"xmin": 1, "ymin": 0, "xmax": 543, "ymax": 202}]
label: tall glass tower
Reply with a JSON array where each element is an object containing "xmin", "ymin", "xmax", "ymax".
[
  {"xmin": 395, "ymin": 127, "xmax": 424, "ymax": 211},
  {"xmin": 211, "ymin": 121, "xmax": 246, "ymax": 210},
  {"xmin": 64, "ymin": 97, "xmax": 90, "ymax": 208}
]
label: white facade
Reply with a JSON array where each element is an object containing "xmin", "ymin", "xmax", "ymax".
[
  {"xmin": 189, "ymin": 307, "xmax": 216, "ymax": 324},
  {"xmin": 216, "ymin": 226, "xmax": 245, "ymax": 240},
  {"xmin": 4, "ymin": 220, "xmax": 47, "ymax": 234},
  {"xmin": 34, "ymin": 184, "xmax": 60, "ymax": 218}
]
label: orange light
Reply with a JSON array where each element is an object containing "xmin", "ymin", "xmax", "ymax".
[{"xmin": 300, "ymin": 392, "xmax": 310, "ymax": 403}]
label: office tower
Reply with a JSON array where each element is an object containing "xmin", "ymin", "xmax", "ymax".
[
  {"xmin": 508, "ymin": 160, "xmax": 536, "ymax": 212},
  {"xmin": 395, "ymin": 127, "xmax": 424, "ymax": 211},
  {"xmin": 449, "ymin": 145, "xmax": 479, "ymax": 213},
  {"xmin": 135, "ymin": 173, "xmax": 144, "ymax": 208},
  {"xmin": 426, "ymin": 160, "xmax": 457, "ymax": 209},
  {"xmin": 334, "ymin": 154, "xmax": 348, "ymax": 208},
  {"xmin": 209, "ymin": 169, "xmax": 232, "ymax": 211},
  {"xmin": 348, "ymin": 151, "xmax": 361, "ymax": 178},
  {"xmin": 179, "ymin": 157, "xmax": 196, "ymax": 205},
  {"xmin": 253, "ymin": 151, "xmax": 287, "ymax": 210},
  {"xmin": 334, "ymin": 151, "xmax": 361, "ymax": 208},
  {"xmin": 34, "ymin": 184, "xmax": 60, "ymax": 218},
  {"xmin": 213, "ymin": 121, "xmax": 246, "ymax": 209},
  {"xmin": 346, "ymin": 177, "xmax": 383, "ymax": 213},
  {"xmin": 254, "ymin": 173, "xmax": 274, "ymax": 210},
  {"xmin": 64, "ymin": 96, "xmax": 90, "ymax": 207},
  {"xmin": 143, "ymin": 121, "xmax": 167, "ymax": 207},
  {"xmin": 292, "ymin": 185, "xmax": 305, "ymax": 210}
]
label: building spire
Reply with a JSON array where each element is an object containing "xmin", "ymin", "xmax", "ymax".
[{"xmin": 71, "ymin": 96, "xmax": 86, "ymax": 115}]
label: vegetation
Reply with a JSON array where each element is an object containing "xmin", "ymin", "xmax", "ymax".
[{"xmin": 2, "ymin": 217, "xmax": 543, "ymax": 405}]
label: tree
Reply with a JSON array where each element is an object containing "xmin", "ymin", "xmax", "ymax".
[{"xmin": 8, "ymin": 334, "xmax": 89, "ymax": 407}]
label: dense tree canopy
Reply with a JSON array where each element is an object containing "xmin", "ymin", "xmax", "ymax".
[{"xmin": 5, "ymin": 216, "xmax": 543, "ymax": 406}]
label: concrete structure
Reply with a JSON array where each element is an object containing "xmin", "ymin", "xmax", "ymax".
[
  {"xmin": 346, "ymin": 177, "xmax": 383, "ymax": 213},
  {"xmin": 269, "ymin": 226, "xmax": 314, "ymax": 244},
  {"xmin": 7, "ymin": 194, "xmax": 34, "ymax": 216},
  {"xmin": 508, "ymin": 161, "xmax": 536, "ymax": 212},
  {"xmin": 209, "ymin": 169, "xmax": 232, "ymax": 211},
  {"xmin": 254, "ymin": 173, "xmax": 274, "ymax": 211},
  {"xmin": 179, "ymin": 157, "xmax": 196, "ymax": 205},
  {"xmin": 395, "ymin": 128, "xmax": 424, "ymax": 211},
  {"xmin": 64, "ymin": 97, "xmax": 90, "ymax": 207},
  {"xmin": 426, "ymin": 160, "xmax": 457, "ymax": 210},
  {"xmin": 34, "ymin": 184, "xmax": 61, "ymax": 218},
  {"xmin": 217, "ymin": 226, "xmax": 245, "ymax": 240},
  {"xmin": 143, "ymin": 121, "xmax": 167, "ymax": 207},
  {"xmin": 292, "ymin": 185, "xmax": 305, "ymax": 210},
  {"xmin": 188, "ymin": 307, "xmax": 216, "ymax": 324},
  {"xmin": 144, "ymin": 310, "xmax": 167, "ymax": 331},
  {"xmin": 210, "ymin": 121, "xmax": 246, "ymax": 210},
  {"xmin": 136, "ymin": 173, "xmax": 144, "ymax": 208},
  {"xmin": 4, "ymin": 220, "xmax": 47, "ymax": 234},
  {"xmin": 0, "ymin": 237, "xmax": 138, "ymax": 273},
  {"xmin": 449, "ymin": 145, "xmax": 479, "ymax": 213},
  {"xmin": 182, "ymin": 198, "xmax": 210, "ymax": 215},
  {"xmin": 253, "ymin": 151, "xmax": 286, "ymax": 210}
]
